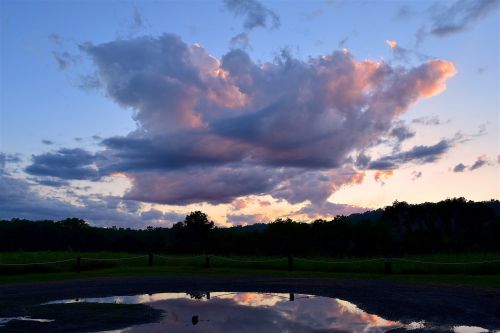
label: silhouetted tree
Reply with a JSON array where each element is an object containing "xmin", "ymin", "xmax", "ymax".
[
  {"xmin": 173, "ymin": 211, "xmax": 215, "ymax": 253},
  {"xmin": 0, "ymin": 199, "xmax": 498, "ymax": 256}
]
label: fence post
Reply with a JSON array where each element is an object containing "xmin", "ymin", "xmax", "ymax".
[
  {"xmin": 289, "ymin": 293, "xmax": 294, "ymax": 301},
  {"xmin": 148, "ymin": 253, "xmax": 153, "ymax": 267},
  {"xmin": 288, "ymin": 255, "xmax": 293, "ymax": 272},
  {"xmin": 384, "ymin": 257, "xmax": 392, "ymax": 275},
  {"xmin": 76, "ymin": 256, "xmax": 81, "ymax": 273},
  {"xmin": 205, "ymin": 255, "xmax": 210, "ymax": 269}
]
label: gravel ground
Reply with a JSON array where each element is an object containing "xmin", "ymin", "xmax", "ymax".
[{"xmin": 0, "ymin": 275, "xmax": 499, "ymax": 331}]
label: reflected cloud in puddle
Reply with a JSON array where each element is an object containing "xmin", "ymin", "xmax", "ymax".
[
  {"xmin": 46, "ymin": 292, "xmax": 400, "ymax": 332},
  {"xmin": 42, "ymin": 292, "xmax": 495, "ymax": 332},
  {"xmin": 0, "ymin": 317, "xmax": 54, "ymax": 327},
  {"xmin": 453, "ymin": 326, "xmax": 490, "ymax": 333}
]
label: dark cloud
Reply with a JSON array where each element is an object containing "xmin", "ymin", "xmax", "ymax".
[
  {"xmin": 78, "ymin": 74, "xmax": 102, "ymax": 91},
  {"xmin": 355, "ymin": 152, "xmax": 371, "ymax": 169},
  {"xmin": 411, "ymin": 115, "xmax": 446, "ymax": 126},
  {"xmin": 123, "ymin": 7, "xmax": 150, "ymax": 38},
  {"xmin": 395, "ymin": 5, "xmax": 414, "ymax": 19},
  {"xmin": 41, "ymin": 139, "xmax": 54, "ymax": 145},
  {"xmin": 0, "ymin": 153, "xmax": 21, "ymax": 166},
  {"xmin": 411, "ymin": 171, "xmax": 422, "ymax": 181},
  {"xmin": 374, "ymin": 170, "xmax": 393, "ymax": 185},
  {"xmin": 0, "ymin": 153, "xmax": 22, "ymax": 174},
  {"xmin": 476, "ymin": 122, "xmax": 488, "ymax": 136},
  {"xmin": 132, "ymin": 7, "xmax": 143, "ymax": 29},
  {"xmin": 31, "ymin": 177, "xmax": 69, "ymax": 187},
  {"xmin": 388, "ymin": 122, "xmax": 416, "ymax": 152},
  {"xmin": 390, "ymin": 124, "xmax": 415, "ymax": 142},
  {"xmin": 68, "ymin": 34, "xmax": 456, "ymax": 206},
  {"xmin": 304, "ymin": 8, "xmax": 324, "ymax": 20},
  {"xmin": 454, "ymin": 155, "xmax": 489, "ymax": 172},
  {"xmin": 453, "ymin": 163, "xmax": 467, "ymax": 172},
  {"xmin": 230, "ymin": 32, "xmax": 251, "ymax": 50},
  {"xmin": 48, "ymin": 33, "xmax": 81, "ymax": 71},
  {"xmin": 52, "ymin": 51, "xmax": 79, "ymax": 70},
  {"xmin": 48, "ymin": 33, "xmax": 63, "ymax": 46},
  {"xmin": 338, "ymin": 36, "xmax": 349, "ymax": 48},
  {"xmin": 25, "ymin": 148, "xmax": 100, "ymax": 180},
  {"xmin": 223, "ymin": 0, "xmax": 280, "ymax": 30},
  {"xmin": 368, "ymin": 140, "xmax": 451, "ymax": 170},
  {"xmin": 99, "ymin": 133, "xmax": 250, "ymax": 174},
  {"xmin": 470, "ymin": 156, "xmax": 488, "ymax": 170},
  {"xmin": 124, "ymin": 165, "xmax": 290, "ymax": 205},
  {"xmin": 429, "ymin": 0, "xmax": 499, "ymax": 37}
]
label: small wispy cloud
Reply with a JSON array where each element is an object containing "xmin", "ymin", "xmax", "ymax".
[
  {"xmin": 223, "ymin": 0, "xmax": 280, "ymax": 30},
  {"xmin": 453, "ymin": 155, "xmax": 490, "ymax": 172},
  {"xmin": 41, "ymin": 139, "xmax": 54, "ymax": 145},
  {"xmin": 412, "ymin": 115, "xmax": 448, "ymax": 126},
  {"xmin": 411, "ymin": 171, "xmax": 422, "ymax": 181},
  {"xmin": 416, "ymin": 0, "xmax": 499, "ymax": 44}
]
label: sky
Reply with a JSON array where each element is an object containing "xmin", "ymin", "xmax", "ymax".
[{"xmin": 0, "ymin": 0, "xmax": 499, "ymax": 228}]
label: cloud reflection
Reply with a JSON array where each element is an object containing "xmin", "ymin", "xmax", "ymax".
[{"xmin": 47, "ymin": 292, "xmax": 401, "ymax": 332}]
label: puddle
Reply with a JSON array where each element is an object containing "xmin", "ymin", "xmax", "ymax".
[
  {"xmin": 453, "ymin": 326, "xmax": 490, "ymax": 333},
  {"xmin": 4, "ymin": 292, "xmax": 496, "ymax": 332},
  {"xmin": 0, "ymin": 316, "xmax": 53, "ymax": 327},
  {"xmin": 45, "ymin": 292, "xmax": 402, "ymax": 332}
]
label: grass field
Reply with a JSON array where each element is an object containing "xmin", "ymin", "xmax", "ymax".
[{"xmin": 1, "ymin": 251, "xmax": 499, "ymax": 288}]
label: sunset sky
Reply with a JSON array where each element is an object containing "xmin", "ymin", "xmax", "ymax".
[{"xmin": 1, "ymin": 0, "xmax": 499, "ymax": 227}]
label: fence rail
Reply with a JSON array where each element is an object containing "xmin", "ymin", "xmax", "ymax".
[
  {"xmin": 80, "ymin": 255, "xmax": 148, "ymax": 261},
  {"xmin": 1, "ymin": 254, "xmax": 500, "ymax": 275},
  {"xmin": 0, "ymin": 259, "xmax": 74, "ymax": 266}
]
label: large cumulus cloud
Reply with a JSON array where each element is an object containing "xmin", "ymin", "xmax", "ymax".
[{"xmin": 26, "ymin": 34, "xmax": 456, "ymax": 211}]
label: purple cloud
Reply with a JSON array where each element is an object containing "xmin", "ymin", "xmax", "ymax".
[
  {"xmin": 453, "ymin": 163, "xmax": 467, "ymax": 172},
  {"xmin": 429, "ymin": 0, "xmax": 499, "ymax": 37},
  {"xmin": 469, "ymin": 156, "xmax": 488, "ymax": 170},
  {"xmin": 31, "ymin": 34, "xmax": 457, "ymax": 208},
  {"xmin": 368, "ymin": 139, "xmax": 452, "ymax": 170},
  {"xmin": 453, "ymin": 155, "xmax": 489, "ymax": 173},
  {"xmin": 25, "ymin": 148, "xmax": 99, "ymax": 180}
]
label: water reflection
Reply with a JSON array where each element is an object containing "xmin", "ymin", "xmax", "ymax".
[
  {"xmin": 48, "ymin": 292, "xmax": 400, "ymax": 332},
  {"xmin": 0, "ymin": 317, "xmax": 54, "ymax": 327},
  {"xmin": 44, "ymin": 292, "xmax": 496, "ymax": 332},
  {"xmin": 453, "ymin": 326, "xmax": 489, "ymax": 333}
]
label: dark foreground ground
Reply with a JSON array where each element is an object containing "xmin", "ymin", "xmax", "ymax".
[{"xmin": 0, "ymin": 275, "xmax": 499, "ymax": 332}]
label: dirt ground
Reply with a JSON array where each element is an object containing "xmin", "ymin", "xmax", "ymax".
[{"xmin": 0, "ymin": 275, "xmax": 499, "ymax": 331}]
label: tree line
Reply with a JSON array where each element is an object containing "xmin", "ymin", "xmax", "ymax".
[{"xmin": 1, "ymin": 198, "xmax": 498, "ymax": 256}]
